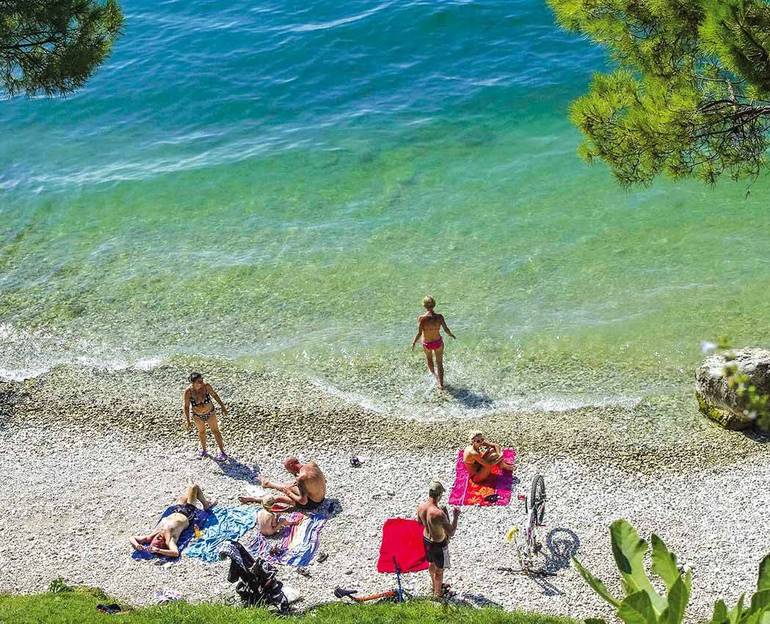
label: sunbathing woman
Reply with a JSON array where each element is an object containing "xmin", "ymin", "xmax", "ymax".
[
  {"xmin": 411, "ymin": 295, "xmax": 456, "ymax": 391},
  {"xmin": 129, "ymin": 482, "xmax": 215, "ymax": 558},
  {"xmin": 463, "ymin": 430, "xmax": 514, "ymax": 483},
  {"xmin": 183, "ymin": 372, "xmax": 229, "ymax": 460}
]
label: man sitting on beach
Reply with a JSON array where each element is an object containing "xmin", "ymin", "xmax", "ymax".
[
  {"xmin": 257, "ymin": 496, "xmax": 302, "ymax": 536},
  {"xmin": 417, "ymin": 481, "xmax": 459, "ymax": 598},
  {"xmin": 129, "ymin": 482, "xmax": 215, "ymax": 558},
  {"xmin": 239, "ymin": 457, "xmax": 327, "ymax": 512},
  {"xmin": 463, "ymin": 430, "xmax": 514, "ymax": 483}
]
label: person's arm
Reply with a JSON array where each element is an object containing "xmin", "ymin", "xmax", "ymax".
[
  {"xmin": 440, "ymin": 316, "xmax": 456, "ymax": 339},
  {"xmin": 130, "ymin": 535, "xmax": 151, "ymax": 551},
  {"xmin": 443, "ymin": 508, "xmax": 460, "ymax": 538},
  {"xmin": 411, "ymin": 318, "xmax": 424, "ymax": 350},
  {"xmin": 182, "ymin": 389, "xmax": 192, "ymax": 430},
  {"xmin": 150, "ymin": 537, "xmax": 180, "ymax": 558},
  {"xmin": 208, "ymin": 384, "xmax": 228, "ymax": 417}
]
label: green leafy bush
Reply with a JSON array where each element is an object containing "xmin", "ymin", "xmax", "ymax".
[{"xmin": 575, "ymin": 520, "xmax": 770, "ymax": 624}]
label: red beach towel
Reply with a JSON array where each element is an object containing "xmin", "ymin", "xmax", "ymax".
[
  {"xmin": 376, "ymin": 518, "xmax": 429, "ymax": 573},
  {"xmin": 448, "ymin": 448, "xmax": 516, "ymax": 506}
]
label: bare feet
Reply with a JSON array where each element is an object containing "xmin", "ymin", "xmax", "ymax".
[{"xmin": 203, "ymin": 498, "xmax": 217, "ymax": 510}]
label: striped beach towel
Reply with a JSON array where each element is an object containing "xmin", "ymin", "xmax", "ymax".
[
  {"xmin": 247, "ymin": 507, "xmax": 329, "ymax": 567},
  {"xmin": 448, "ymin": 448, "xmax": 517, "ymax": 506}
]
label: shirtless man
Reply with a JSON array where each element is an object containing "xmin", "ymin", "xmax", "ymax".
[
  {"xmin": 411, "ymin": 295, "xmax": 456, "ymax": 391},
  {"xmin": 239, "ymin": 457, "xmax": 327, "ymax": 512},
  {"xmin": 416, "ymin": 481, "xmax": 460, "ymax": 598},
  {"xmin": 130, "ymin": 482, "xmax": 215, "ymax": 558},
  {"xmin": 463, "ymin": 430, "xmax": 514, "ymax": 483}
]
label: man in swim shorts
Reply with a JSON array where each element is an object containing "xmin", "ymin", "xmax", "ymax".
[
  {"xmin": 239, "ymin": 457, "xmax": 327, "ymax": 512},
  {"xmin": 463, "ymin": 430, "xmax": 514, "ymax": 483},
  {"xmin": 417, "ymin": 481, "xmax": 459, "ymax": 598},
  {"xmin": 411, "ymin": 295, "xmax": 456, "ymax": 391},
  {"xmin": 129, "ymin": 482, "xmax": 216, "ymax": 558}
]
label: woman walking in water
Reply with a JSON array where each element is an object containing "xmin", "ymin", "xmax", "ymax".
[
  {"xmin": 411, "ymin": 295, "xmax": 456, "ymax": 391},
  {"xmin": 183, "ymin": 372, "xmax": 229, "ymax": 460}
]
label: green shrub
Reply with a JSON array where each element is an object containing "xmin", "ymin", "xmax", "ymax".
[{"xmin": 575, "ymin": 520, "xmax": 770, "ymax": 624}]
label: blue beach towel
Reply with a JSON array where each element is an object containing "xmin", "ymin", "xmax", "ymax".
[
  {"xmin": 185, "ymin": 505, "xmax": 258, "ymax": 562},
  {"xmin": 131, "ymin": 505, "xmax": 257, "ymax": 563},
  {"xmin": 131, "ymin": 505, "xmax": 211, "ymax": 562}
]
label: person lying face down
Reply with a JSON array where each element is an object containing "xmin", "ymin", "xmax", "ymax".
[
  {"xmin": 129, "ymin": 482, "xmax": 216, "ymax": 558},
  {"xmin": 239, "ymin": 457, "xmax": 327, "ymax": 512},
  {"xmin": 257, "ymin": 496, "xmax": 302, "ymax": 536},
  {"xmin": 462, "ymin": 430, "xmax": 515, "ymax": 484}
]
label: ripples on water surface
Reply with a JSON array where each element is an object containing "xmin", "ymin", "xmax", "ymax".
[{"xmin": 1, "ymin": 0, "xmax": 769, "ymax": 417}]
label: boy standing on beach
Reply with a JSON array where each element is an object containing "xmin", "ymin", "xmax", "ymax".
[{"xmin": 411, "ymin": 295, "xmax": 456, "ymax": 391}]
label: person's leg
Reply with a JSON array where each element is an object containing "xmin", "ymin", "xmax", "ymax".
[
  {"xmin": 433, "ymin": 565, "xmax": 444, "ymax": 597},
  {"xmin": 422, "ymin": 346, "xmax": 436, "ymax": 379},
  {"xmin": 207, "ymin": 413, "xmax": 226, "ymax": 454},
  {"xmin": 469, "ymin": 462, "xmax": 493, "ymax": 483},
  {"xmin": 193, "ymin": 415, "xmax": 207, "ymax": 454},
  {"xmin": 434, "ymin": 345, "xmax": 445, "ymax": 390}
]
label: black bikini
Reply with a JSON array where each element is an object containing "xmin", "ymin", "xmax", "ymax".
[{"xmin": 190, "ymin": 387, "xmax": 214, "ymax": 421}]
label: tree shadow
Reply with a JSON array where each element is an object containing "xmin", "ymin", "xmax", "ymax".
[{"xmin": 444, "ymin": 385, "xmax": 493, "ymax": 409}]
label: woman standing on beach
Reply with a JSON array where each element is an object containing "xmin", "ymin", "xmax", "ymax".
[
  {"xmin": 411, "ymin": 295, "xmax": 456, "ymax": 391},
  {"xmin": 183, "ymin": 373, "xmax": 229, "ymax": 461}
]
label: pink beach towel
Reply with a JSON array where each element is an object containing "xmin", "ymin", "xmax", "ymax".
[
  {"xmin": 448, "ymin": 448, "xmax": 517, "ymax": 506},
  {"xmin": 376, "ymin": 518, "xmax": 429, "ymax": 573}
]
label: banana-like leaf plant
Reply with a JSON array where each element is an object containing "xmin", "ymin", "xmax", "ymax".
[{"xmin": 574, "ymin": 520, "xmax": 770, "ymax": 624}]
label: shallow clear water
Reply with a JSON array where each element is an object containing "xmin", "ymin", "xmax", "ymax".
[{"xmin": 2, "ymin": 0, "xmax": 770, "ymax": 416}]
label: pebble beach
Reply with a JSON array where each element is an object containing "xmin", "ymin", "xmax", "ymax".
[{"xmin": 2, "ymin": 362, "xmax": 769, "ymax": 620}]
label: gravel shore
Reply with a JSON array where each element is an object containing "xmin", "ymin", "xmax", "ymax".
[{"xmin": 1, "ymin": 362, "xmax": 769, "ymax": 620}]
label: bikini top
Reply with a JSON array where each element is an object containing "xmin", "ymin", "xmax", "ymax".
[{"xmin": 189, "ymin": 387, "xmax": 212, "ymax": 407}]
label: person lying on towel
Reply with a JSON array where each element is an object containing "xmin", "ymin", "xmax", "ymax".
[
  {"xmin": 129, "ymin": 481, "xmax": 216, "ymax": 558},
  {"xmin": 463, "ymin": 430, "xmax": 514, "ymax": 483},
  {"xmin": 240, "ymin": 457, "xmax": 327, "ymax": 512},
  {"xmin": 257, "ymin": 496, "xmax": 302, "ymax": 536}
]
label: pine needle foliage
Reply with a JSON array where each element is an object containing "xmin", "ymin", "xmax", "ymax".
[
  {"xmin": 547, "ymin": 0, "xmax": 770, "ymax": 186},
  {"xmin": 0, "ymin": 0, "xmax": 123, "ymax": 98}
]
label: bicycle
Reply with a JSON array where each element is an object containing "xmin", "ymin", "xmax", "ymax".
[
  {"xmin": 505, "ymin": 474, "xmax": 552, "ymax": 575},
  {"xmin": 334, "ymin": 557, "xmax": 407, "ymax": 603}
]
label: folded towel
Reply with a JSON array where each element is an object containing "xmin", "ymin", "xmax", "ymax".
[{"xmin": 448, "ymin": 448, "xmax": 517, "ymax": 506}]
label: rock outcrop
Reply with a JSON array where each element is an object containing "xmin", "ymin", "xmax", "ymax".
[{"xmin": 695, "ymin": 347, "xmax": 770, "ymax": 430}]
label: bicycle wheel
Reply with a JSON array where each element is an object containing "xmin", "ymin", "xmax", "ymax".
[{"xmin": 530, "ymin": 474, "xmax": 546, "ymax": 525}]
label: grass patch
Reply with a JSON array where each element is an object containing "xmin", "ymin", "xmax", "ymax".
[{"xmin": 0, "ymin": 591, "xmax": 578, "ymax": 624}]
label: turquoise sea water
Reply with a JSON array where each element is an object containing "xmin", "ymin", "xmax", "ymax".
[{"xmin": 2, "ymin": 0, "xmax": 770, "ymax": 416}]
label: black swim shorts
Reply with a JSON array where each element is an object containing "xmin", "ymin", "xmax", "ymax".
[
  {"xmin": 170, "ymin": 503, "xmax": 197, "ymax": 520},
  {"xmin": 423, "ymin": 538, "xmax": 450, "ymax": 569},
  {"xmin": 296, "ymin": 497, "xmax": 325, "ymax": 511}
]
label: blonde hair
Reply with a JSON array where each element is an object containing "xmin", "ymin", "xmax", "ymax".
[
  {"xmin": 262, "ymin": 496, "xmax": 277, "ymax": 513},
  {"xmin": 422, "ymin": 295, "xmax": 436, "ymax": 310},
  {"xmin": 469, "ymin": 430, "xmax": 484, "ymax": 443}
]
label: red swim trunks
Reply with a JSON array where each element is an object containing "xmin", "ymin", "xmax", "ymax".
[{"xmin": 423, "ymin": 337, "xmax": 443, "ymax": 351}]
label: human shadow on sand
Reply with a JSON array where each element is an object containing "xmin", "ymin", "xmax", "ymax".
[
  {"xmin": 216, "ymin": 458, "xmax": 261, "ymax": 484},
  {"xmin": 444, "ymin": 385, "xmax": 493, "ymax": 409}
]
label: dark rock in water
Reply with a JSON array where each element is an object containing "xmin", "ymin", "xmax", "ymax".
[{"xmin": 695, "ymin": 348, "xmax": 770, "ymax": 430}]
